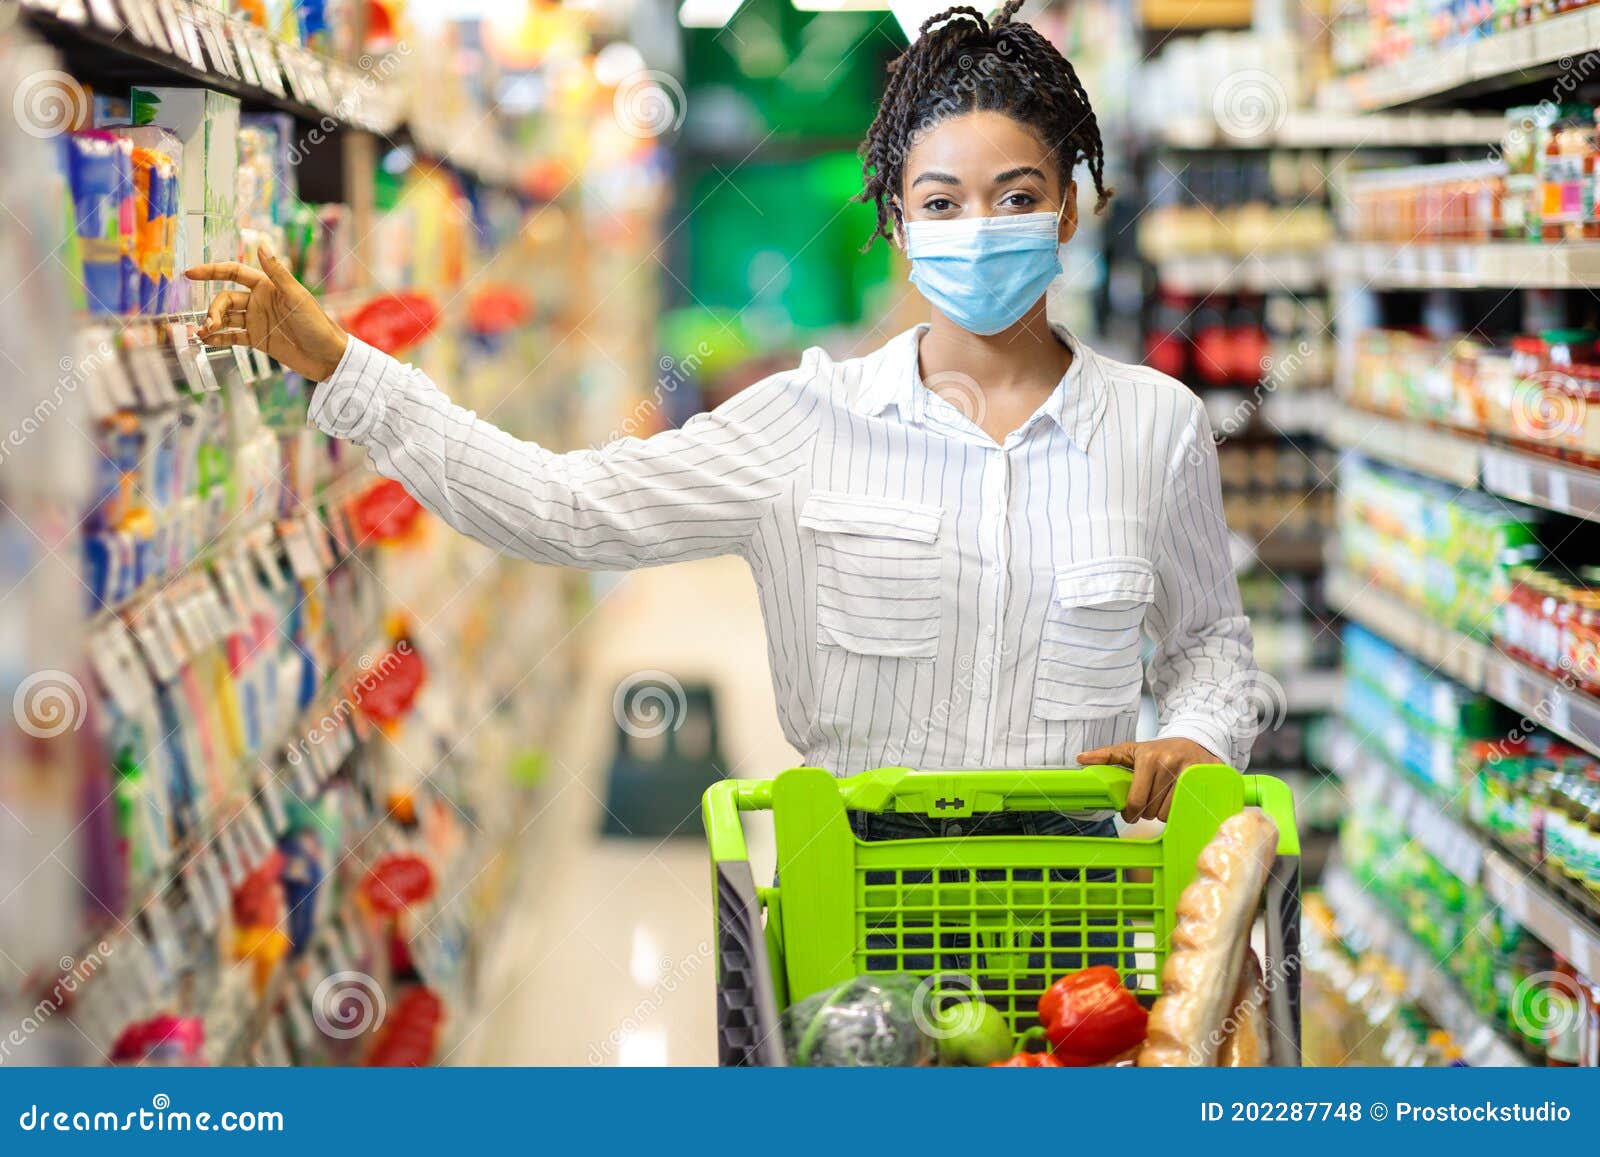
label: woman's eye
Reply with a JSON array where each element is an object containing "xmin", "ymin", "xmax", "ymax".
[
  {"xmin": 923, "ymin": 197, "xmax": 956, "ymax": 213},
  {"xmin": 1001, "ymin": 192, "xmax": 1038, "ymax": 209}
]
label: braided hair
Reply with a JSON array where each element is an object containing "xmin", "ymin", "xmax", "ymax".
[{"xmin": 858, "ymin": 0, "xmax": 1112, "ymax": 248}]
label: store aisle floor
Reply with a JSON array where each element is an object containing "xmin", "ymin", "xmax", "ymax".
[{"xmin": 454, "ymin": 557, "xmax": 799, "ymax": 1066}]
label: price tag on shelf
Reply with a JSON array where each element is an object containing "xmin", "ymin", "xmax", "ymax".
[
  {"xmin": 83, "ymin": 326, "xmax": 138, "ymax": 412},
  {"xmin": 129, "ymin": 603, "xmax": 181, "ymax": 683},
  {"xmin": 184, "ymin": 858, "xmax": 220, "ymax": 933},
  {"xmin": 232, "ymin": 344, "xmax": 257, "ymax": 383},
  {"xmin": 291, "ymin": 745, "xmax": 320, "ymax": 797},
  {"xmin": 249, "ymin": 32, "xmax": 286, "ymax": 99},
  {"xmin": 256, "ymin": 765, "xmax": 289, "ymax": 835},
  {"xmin": 244, "ymin": 798, "xmax": 275, "ymax": 857},
  {"xmin": 231, "ymin": 23, "xmax": 261, "ymax": 87},
  {"xmin": 278, "ymin": 518, "xmax": 323, "ymax": 582},
  {"xmin": 123, "ymin": 0, "xmax": 165, "ymax": 51},
  {"xmin": 251, "ymin": 347, "xmax": 274, "ymax": 378},
  {"xmin": 215, "ymin": 822, "xmax": 245, "ymax": 887},
  {"xmin": 1499, "ymin": 873, "xmax": 1531, "ymax": 924},
  {"xmin": 304, "ymin": 511, "xmax": 336, "ymax": 573},
  {"xmin": 153, "ymin": 0, "xmax": 190, "ymax": 64},
  {"xmin": 196, "ymin": 8, "xmax": 239, "ymax": 79},
  {"xmin": 252, "ymin": 530, "xmax": 290, "ymax": 593},
  {"xmin": 284, "ymin": 989, "xmax": 316, "ymax": 1047},
  {"xmin": 85, "ymin": 0, "xmax": 123, "ymax": 30},
  {"xmin": 1569, "ymin": 933, "xmax": 1597, "ymax": 978},
  {"xmin": 88, "ymin": 622, "xmax": 157, "ymax": 715},
  {"xmin": 151, "ymin": 592, "xmax": 192, "ymax": 669},
  {"xmin": 141, "ymin": 890, "xmax": 184, "ymax": 975}
]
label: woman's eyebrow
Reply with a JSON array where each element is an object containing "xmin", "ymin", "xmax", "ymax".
[
  {"xmin": 992, "ymin": 165, "xmax": 1047, "ymax": 183},
  {"xmin": 910, "ymin": 170, "xmax": 960, "ymax": 188}
]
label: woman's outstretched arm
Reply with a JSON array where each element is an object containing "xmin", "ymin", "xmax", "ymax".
[{"xmin": 189, "ymin": 248, "xmax": 816, "ymax": 569}]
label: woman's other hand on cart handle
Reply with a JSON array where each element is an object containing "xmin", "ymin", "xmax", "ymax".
[
  {"xmin": 187, "ymin": 243, "xmax": 348, "ymax": 382},
  {"xmin": 1076, "ymin": 738, "xmax": 1220, "ymax": 823}
]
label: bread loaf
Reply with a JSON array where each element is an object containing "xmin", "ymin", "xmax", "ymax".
[
  {"xmin": 1216, "ymin": 949, "xmax": 1270, "ymax": 1067},
  {"xmin": 1138, "ymin": 810, "xmax": 1278, "ymax": 1067}
]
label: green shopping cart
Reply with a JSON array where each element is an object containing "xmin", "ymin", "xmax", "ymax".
[{"xmin": 702, "ymin": 763, "xmax": 1301, "ymax": 1066}]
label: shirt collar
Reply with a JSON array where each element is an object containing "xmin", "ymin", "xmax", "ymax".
[{"xmin": 852, "ymin": 323, "xmax": 1108, "ymax": 451}]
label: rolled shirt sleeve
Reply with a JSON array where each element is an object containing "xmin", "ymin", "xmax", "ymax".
[{"xmin": 309, "ymin": 336, "xmax": 818, "ymax": 570}]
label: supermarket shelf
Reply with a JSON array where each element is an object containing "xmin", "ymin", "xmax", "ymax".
[
  {"xmin": 1160, "ymin": 111, "xmax": 1503, "ymax": 151},
  {"xmin": 1322, "ymin": 865, "xmax": 1529, "ymax": 1066},
  {"xmin": 1329, "ymin": 404, "xmax": 1482, "ymax": 489},
  {"xmin": 1332, "ymin": 729, "xmax": 1600, "ymax": 971},
  {"xmin": 1483, "ymin": 649, "xmax": 1600, "ymax": 761},
  {"xmin": 1481, "ymin": 445, "xmax": 1600, "ymax": 524},
  {"xmin": 1329, "ymin": 241, "xmax": 1600, "ymax": 289},
  {"xmin": 1280, "ymin": 666, "xmax": 1345, "ymax": 715},
  {"xmin": 1325, "ymin": 567, "xmax": 1489, "ymax": 689},
  {"xmin": 1483, "ymin": 854, "xmax": 1600, "ymax": 980},
  {"xmin": 1153, "ymin": 252, "xmax": 1325, "ymax": 294},
  {"xmin": 1329, "ymin": 729, "xmax": 1488, "ymax": 884},
  {"xmin": 1204, "ymin": 388, "xmax": 1334, "ymax": 439},
  {"xmin": 20, "ymin": 0, "xmax": 522, "ymax": 193},
  {"xmin": 1321, "ymin": 7, "xmax": 1596, "ymax": 110},
  {"xmin": 1333, "ymin": 404, "xmax": 1600, "ymax": 524}
]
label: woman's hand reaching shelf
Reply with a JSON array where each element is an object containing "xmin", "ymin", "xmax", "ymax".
[{"xmin": 187, "ymin": 244, "xmax": 349, "ymax": 382}]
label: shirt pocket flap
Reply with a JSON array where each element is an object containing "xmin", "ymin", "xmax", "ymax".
[
  {"xmin": 798, "ymin": 490, "xmax": 942, "ymax": 545},
  {"xmin": 1053, "ymin": 557, "xmax": 1156, "ymax": 609}
]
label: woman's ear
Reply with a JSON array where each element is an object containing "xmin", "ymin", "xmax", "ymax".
[{"xmin": 1059, "ymin": 180, "xmax": 1079, "ymax": 244}]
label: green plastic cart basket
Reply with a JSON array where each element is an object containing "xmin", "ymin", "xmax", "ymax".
[{"xmin": 703, "ymin": 763, "xmax": 1301, "ymax": 1066}]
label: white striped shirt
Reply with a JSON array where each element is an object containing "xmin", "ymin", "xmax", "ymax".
[{"xmin": 311, "ymin": 324, "xmax": 1255, "ymax": 776}]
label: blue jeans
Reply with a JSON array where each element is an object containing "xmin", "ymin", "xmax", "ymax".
[{"xmin": 848, "ymin": 810, "xmax": 1121, "ymax": 978}]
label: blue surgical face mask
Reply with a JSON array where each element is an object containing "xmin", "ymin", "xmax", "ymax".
[{"xmin": 903, "ymin": 208, "xmax": 1064, "ymax": 335}]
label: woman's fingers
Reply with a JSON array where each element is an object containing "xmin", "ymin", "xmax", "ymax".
[
  {"xmin": 256, "ymin": 243, "xmax": 302, "ymax": 295},
  {"xmin": 1077, "ymin": 742, "xmax": 1135, "ymax": 767},
  {"xmin": 184, "ymin": 261, "xmax": 268, "ymax": 289},
  {"xmin": 1121, "ymin": 749, "xmax": 1159, "ymax": 823},
  {"xmin": 201, "ymin": 290, "xmax": 249, "ymax": 334}
]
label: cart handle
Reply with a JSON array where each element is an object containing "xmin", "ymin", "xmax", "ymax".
[{"xmin": 705, "ymin": 765, "xmax": 1299, "ymax": 862}]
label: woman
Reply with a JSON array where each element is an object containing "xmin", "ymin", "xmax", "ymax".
[{"xmin": 188, "ymin": 2, "xmax": 1255, "ymax": 836}]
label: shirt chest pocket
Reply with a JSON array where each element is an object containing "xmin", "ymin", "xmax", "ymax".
[
  {"xmin": 799, "ymin": 490, "xmax": 943, "ymax": 660},
  {"xmin": 1033, "ymin": 556, "xmax": 1155, "ymax": 721}
]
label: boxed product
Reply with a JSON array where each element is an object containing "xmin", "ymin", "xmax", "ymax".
[{"xmin": 130, "ymin": 86, "xmax": 241, "ymax": 310}]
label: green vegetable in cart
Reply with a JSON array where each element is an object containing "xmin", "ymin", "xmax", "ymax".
[
  {"xmin": 781, "ymin": 974, "xmax": 935, "ymax": 1067},
  {"xmin": 989, "ymin": 1028, "xmax": 1064, "ymax": 1067},
  {"xmin": 1038, "ymin": 965, "xmax": 1149, "ymax": 1066},
  {"xmin": 933, "ymin": 998, "xmax": 1014, "ymax": 1066}
]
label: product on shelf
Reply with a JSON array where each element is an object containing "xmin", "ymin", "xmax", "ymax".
[{"xmin": 1338, "ymin": 458, "xmax": 1547, "ymax": 637}]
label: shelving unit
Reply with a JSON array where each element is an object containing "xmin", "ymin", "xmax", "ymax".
[
  {"xmin": 1331, "ymin": 404, "xmax": 1600, "ymax": 526},
  {"xmin": 1322, "ymin": 6, "xmax": 1597, "ymax": 110},
  {"xmin": 1329, "ymin": 729, "xmax": 1600, "ymax": 980},
  {"xmin": 1321, "ymin": 865, "xmax": 1530, "ymax": 1067},
  {"xmin": 1161, "ymin": 111, "xmax": 1503, "ymax": 150},
  {"xmin": 1152, "ymin": 251, "xmax": 1326, "ymax": 294},
  {"xmin": 1330, "ymin": 241, "xmax": 1600, "ymax": 290},
  {"xmin": 1325, "ymin": 567, "xmax": 1490, "ymax": 689}
]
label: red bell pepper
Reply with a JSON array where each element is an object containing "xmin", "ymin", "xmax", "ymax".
[
  {"xmin": 988, "ymin": 1025, "xmax": 1063, "ymax": 1067},
  {"xmin": 990, "ymin": 1050, "xmax": 1064, "ymax": 1067},
  {"xmin": 1038, "ymin": 965, "xmax": 1148, "ymax": 1066}
]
